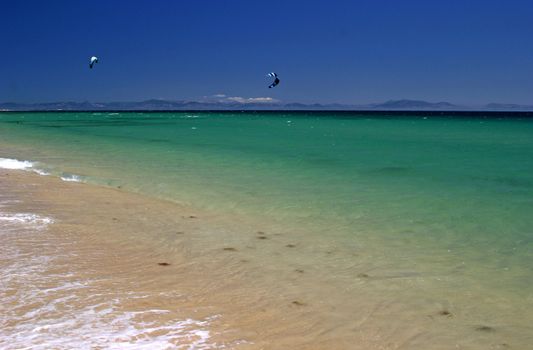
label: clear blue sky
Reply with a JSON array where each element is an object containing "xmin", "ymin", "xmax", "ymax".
[{"xmin": 2, "ymin": 0, "xmax": 533, "ymax": 105}]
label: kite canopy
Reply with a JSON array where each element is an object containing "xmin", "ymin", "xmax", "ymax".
[
  {"xmin": 89, "ymin": 56, "xmax": 98, "ymax": 69},
  {"xmin": 267, "ymin": 72, "xmax": 280, "ymax": 88}
]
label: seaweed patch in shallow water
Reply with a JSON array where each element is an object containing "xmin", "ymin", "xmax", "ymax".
[
  {"xmin": 438, "ymin": 310, "xmax": 453, "ymax": 317},
  {"xmin": 292, "ymin": 300, "xmax": 306, "ymax": 306},
  {"xmin": 475, "ymin": 325, "xmax": 495, "ymax": 332}
]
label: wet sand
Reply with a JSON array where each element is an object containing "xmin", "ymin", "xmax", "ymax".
[{"xmin": 1, "ymin": 169, "xmax": 529, "ymax": 349}]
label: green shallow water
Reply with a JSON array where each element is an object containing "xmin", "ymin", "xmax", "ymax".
[
  {"xmin": 1, "ymin": 111, "xmax": 533, "ymax": 335},
  {"xmin": 1, "ymin": 112, "xmax": 533, "ymax": 253}
]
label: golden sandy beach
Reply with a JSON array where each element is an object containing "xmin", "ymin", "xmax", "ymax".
[
  {"xmin": 1, "ymin": 169, "xmax": 362, "ymax": 349},
  {"xmin": 0, "ymin": 169, "xmax": 524, "ymax": 349}
]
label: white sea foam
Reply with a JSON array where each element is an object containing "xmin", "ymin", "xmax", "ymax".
[
  {"xmin": 60, "ymin": 173, "xmax": 84, "ymax": 182},
  {"xmin": 0, "ymin": 277, "xmax": 220, "ymax": 350},
  {"xmin": 33, "ymin": 168, "xmax": 50, "ymax": 176},
  {"xmin": 0, "ymin": 299, "xmax": 218, "ymax": 350},
  {"xmin": 0, "ymin": 157, "xmax": 51, "ymax": 176},
  {"xmin": 0, "ymin": 157, "xmax": 88, "ymax": 183},
  {"xmin": 0, "ymin": 213, "xmax": 54, "ymax": 228},
  {"xmin": 0, "ymin": 158, "xmax": 35, "ymax": 170}
]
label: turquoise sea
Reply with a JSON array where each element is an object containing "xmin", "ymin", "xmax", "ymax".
[{"xmin": 1, "ymin": 111, "xmax": 533, "ymax": 348}]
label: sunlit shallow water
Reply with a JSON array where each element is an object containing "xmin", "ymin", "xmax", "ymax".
[{"xmin": 1, "ymin": 112, "xmax": 532, "ymax": 348}]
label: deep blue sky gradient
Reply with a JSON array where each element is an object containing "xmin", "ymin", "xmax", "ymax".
[{"xmin": 1, "ymin": 0, "xmax": 533, "ymax": 104}]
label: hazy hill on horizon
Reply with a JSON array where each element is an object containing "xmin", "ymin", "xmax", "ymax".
[{"xmin": 1, "ymin": 99, "xmax": 533, "ymax": 111}]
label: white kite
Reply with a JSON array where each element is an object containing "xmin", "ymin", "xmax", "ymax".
[{"xmin": 89, "ymin": 56, "xmax": 98, "ymax": 69}]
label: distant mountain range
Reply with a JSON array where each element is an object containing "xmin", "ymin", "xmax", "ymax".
[{"xmin": 1, "ymin": 99, "xmax": 533, "ymax": 111}]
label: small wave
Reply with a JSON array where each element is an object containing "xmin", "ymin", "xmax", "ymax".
[
  {"xmin": 0, "ymin": 158, "xmax": 35, "ymax": 170},
  {"xmin": 60, "ymin": 173, "xmax": 85, "ymax": 183},
  {"xmin": 0, "ymin": 157, "xmax": 51, "ymax": 176},
  {"xmin": 34, "ymin": 169, "xmax": 50, "ymax": 176},
  {"xmin": 0, "ymin": 157, "xmax": 87, "ymax": 183}
]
